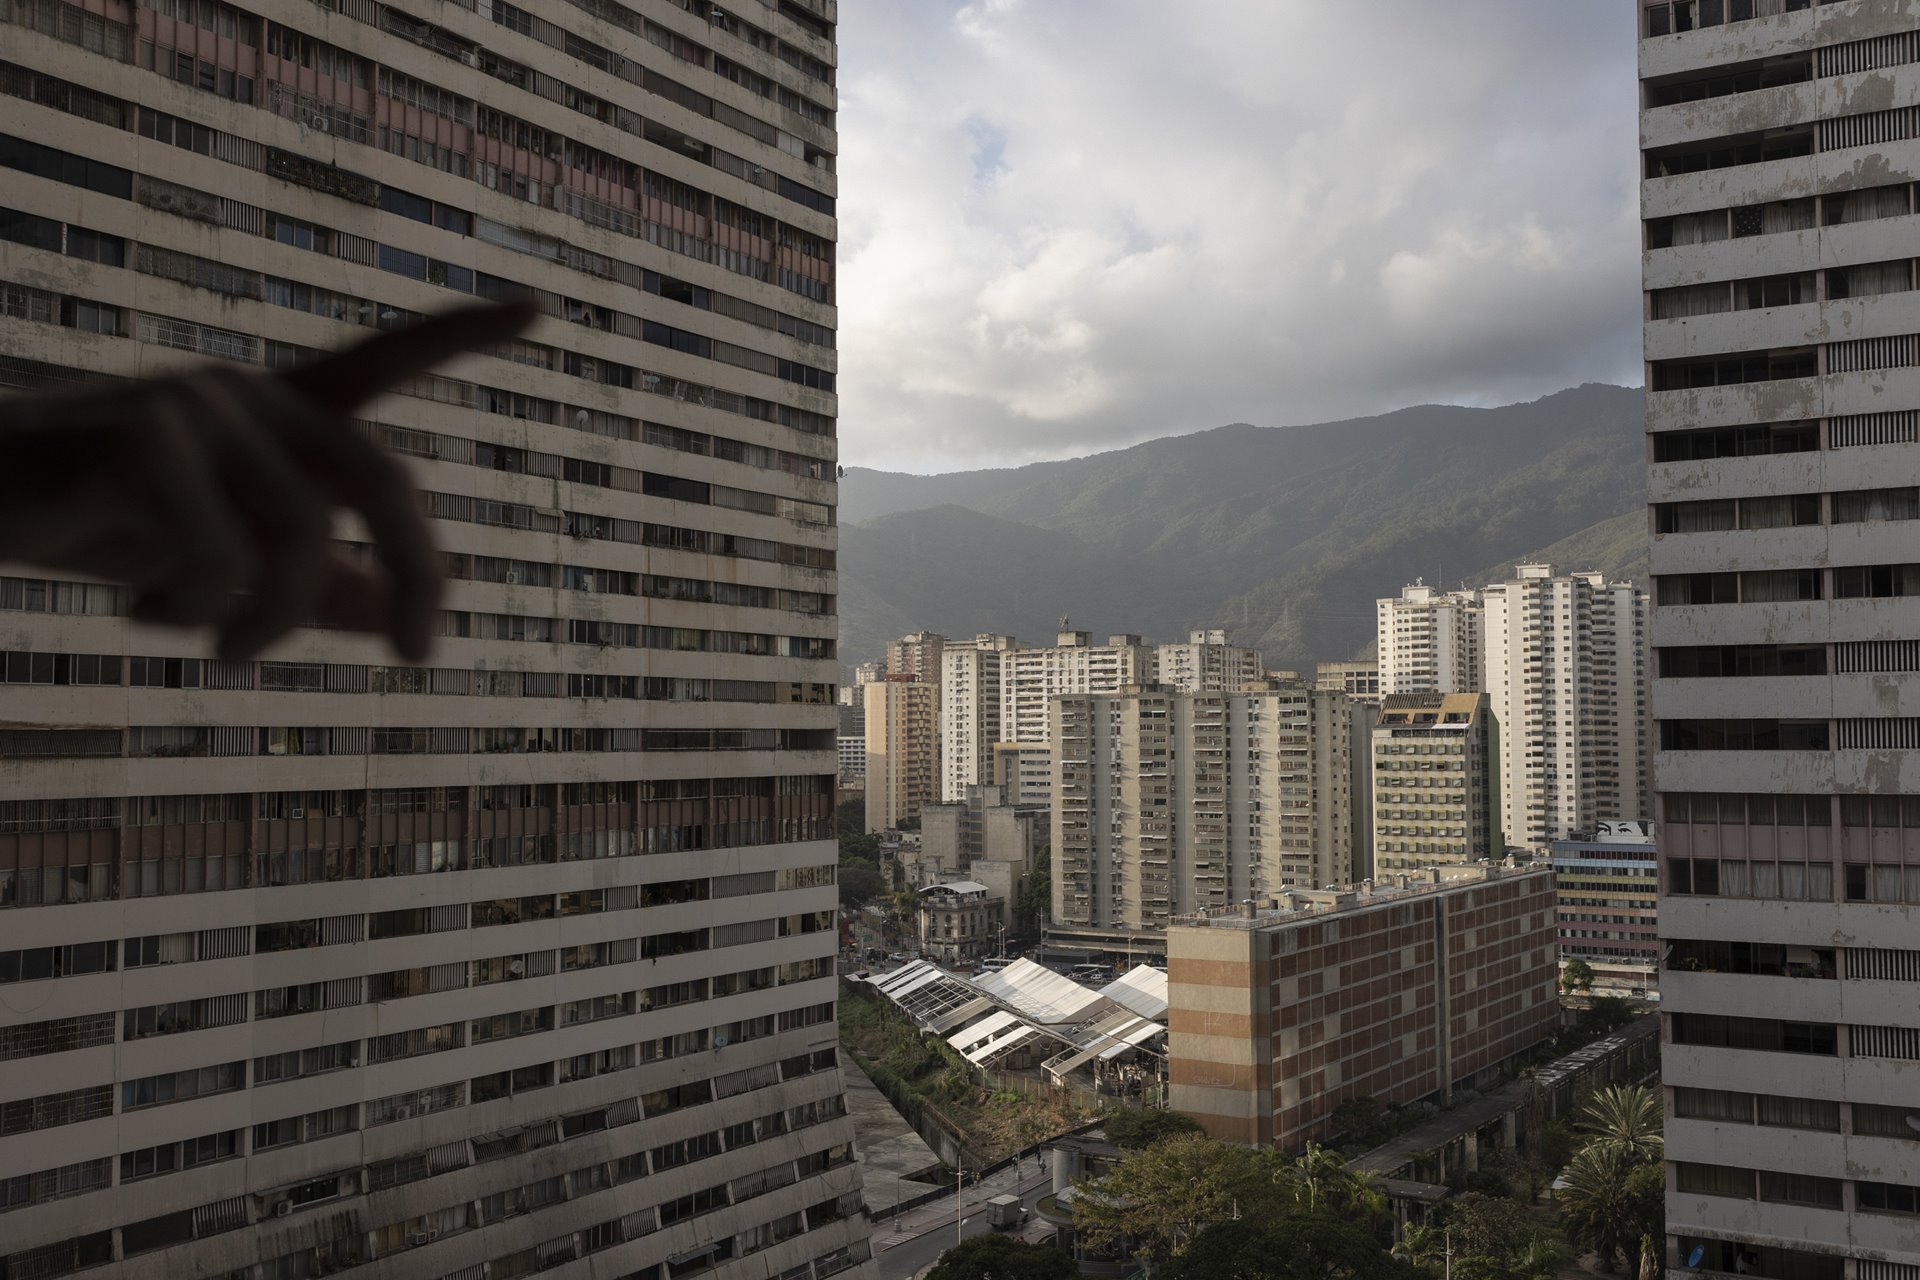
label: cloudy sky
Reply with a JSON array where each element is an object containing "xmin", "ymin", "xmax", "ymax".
[{"xmin": 832, "ymin": 0, "xmax": 1644, "ymax": 473}]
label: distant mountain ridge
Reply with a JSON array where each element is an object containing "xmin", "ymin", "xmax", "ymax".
[{"xmin": 839, "ymin": 384, "xmax": 1647, "ymax": 671}]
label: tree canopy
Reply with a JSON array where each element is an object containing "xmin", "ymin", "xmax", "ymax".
[
  {"xmin": 1561, "ymin": 959, "xmax": 1595, "ymax": 993},
  {"xmin": 1101, "ymin": 1108, "xmax": 1206, "ymax": 1150},
  {"xmin": 1014, "ymin": 846, "xmax": 1052, "ymax": 942},
  {"xmin": 1072, "ymin": 1134, "xmax": 1291, "ymax": 1267},
  {"xmin": 1574, "ymin": 1085, "xmax": 1662, "ymax": 1164},
  {"xmin": 926, "ymin": 1234, "xmax": 1079, "ymax": 1280},
  {"xmin": 1164, "ymin": 1217, "xmax": 1419, "ymax": 1280},
  {"xmin": 1072, "ymin": 1135, "xmax": 1393, "ymax": 1268},
  {"xmin": 839, "ymin": 856, "xmax": 886, "ymax": 910}
]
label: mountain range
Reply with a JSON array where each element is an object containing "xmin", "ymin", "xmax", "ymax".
[{"xmin": 838, "ymin": 384, "xmax": 1648, "ymax": 672}]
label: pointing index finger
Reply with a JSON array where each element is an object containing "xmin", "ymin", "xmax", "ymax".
[{"xmin": 280, "ymin": 301, "xmax": 537, "ymax": 414}]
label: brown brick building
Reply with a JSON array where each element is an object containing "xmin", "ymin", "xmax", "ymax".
[{"xmin": 1167, "ymin": 866, "xmax": 1559, "ymax": 1149}]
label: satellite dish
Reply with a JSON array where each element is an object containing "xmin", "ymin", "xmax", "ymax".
[
  {"xmin": 1904, "ymin": 1114, "xmax": 1920, "ymax": 1134},
  {"xmin": 1688, "ymin": 1247, "xmax": 1706, "ymax": 1269},
  {"xmin": 712, "ymin": 1033, "xmax": 730, "ymax": 1049}
]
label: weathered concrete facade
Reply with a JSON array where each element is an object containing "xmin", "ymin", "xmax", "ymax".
[
  {"xmin": 1166, "ymin": 866, "xmax": 1558, "ymax": 1151},
  {"xmin": 0, "ymin": 0, "xmax": 873, "ymax": 1276},
  {"xmin": 863, "ymin": 677, "xmax": 934, "ymax": 833},
  {"xmin": 1642, "ymin": 4, "xmax": 1920, "ymax": 1276},
  {"xmin": 1051, "ymin": 679, "xmax": 1372, "ymax": 935}
]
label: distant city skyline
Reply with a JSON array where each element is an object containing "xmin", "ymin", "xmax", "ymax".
[{"xmin": 836, "ymin": 0, "xmax": 1643, "ymax": 472}]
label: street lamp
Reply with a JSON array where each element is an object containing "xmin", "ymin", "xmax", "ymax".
[{"xmin": 955, "ymin": 1161, "xmax": 967, "ymax": 1247}]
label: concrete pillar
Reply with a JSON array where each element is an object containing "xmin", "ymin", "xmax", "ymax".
[
  {"xmin": 1501, "ymin": 1111, "xmax": 1518, "ymax": 1149},
  {"xmin": 1463, "ymin": 1129, "xmax": 1480, "ymax": 1174}
]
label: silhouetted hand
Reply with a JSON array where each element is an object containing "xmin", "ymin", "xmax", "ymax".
[{"xmin": 0, "ymin": 302, "xmax": 534, "ymax": 661}]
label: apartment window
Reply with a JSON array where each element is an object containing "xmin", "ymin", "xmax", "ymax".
[
  {"xmin": 1673, "ymin": 1087, "xmax": 1753, "ymax": 1123},
  {"xmin": 1659, "ymin": 645, "xmax": 1826, "ymax": 678},
  {"xmin": 1834, "ymin": 488, "xmax": 1920, "ymax": 523},
  {"xmin": 120, "ymin": 1130, "xmax": 239, "ymax": 1180},
  {"xmin": 1670, "ymin": 1013, "xmax": 1836, "ymax": 1054},
  {"xmin": 0, "ymin": 941, "xmax": 114, "ymax": 983},
  {"xmin": 1652, "ymin": 421, "xmax": 1817, "ymax": 460},
  {"xmin": 1853, "ymin": 1103, "xmax": 1920, "ymax": 1139},
  {"xmin": 122, "ymin": 1062, "xmax": 244, "ymax": 1110},
  {"xmin": 1760, "ymin": 1170, "xmax": 1843, "ymax": 1208},
  {"xmin": 1835, "ymin": 564, "xmax": 1920, "ymax": 598}
]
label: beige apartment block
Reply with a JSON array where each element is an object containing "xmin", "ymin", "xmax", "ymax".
[
  {"xmin": 1371, "ymin": 691, "xmax": 1498, "ymax": 871},
  {"xmin": 1051, "ymin": 680, "xmax": 1370, "ymax": 941},
  {"xmin": 0, "ymin": 0, "xmax": 873, "ymax": 1277},
  {"xmin": 1641, "ymin": 3, "xmax": 1920, "ymax": 1276},
  {"xmin": 862, "ymin": 677, "xmax": 934, "ymax": 833},
  {"xmin": 1167, "ymin": 865, "xmax": 1558, "ymax": 1150},
  {"xmin": 1482, "ymin": 565, "xmax": 1650, "ymax": 852},
  {"xmin": 1377, "ymin": 582, "xmax": 1483, "ymax": 695},
  {"xmin": 883, "ymin": 631, "xmax": 945, "ymax": 684},
  {"xmin": 989, "ymin": 741, "xmax": 1053, "ymax": 806},
  {"xmin": 1315, "ymin": 660, "xmax": 1382, "ymax": 702}
]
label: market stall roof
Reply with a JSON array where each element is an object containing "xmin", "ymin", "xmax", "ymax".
[
  {"xmin": 1099, "ymin": 965, "xmax": 1169, "ymax": 1021},
  {"xmin": 971, "ymin": 958, "xmax": 1108, "ymax": 1025}
]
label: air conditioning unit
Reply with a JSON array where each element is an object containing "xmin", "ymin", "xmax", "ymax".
[
  {"xmin": 289, "ymin": 807, "xmax": 305, "ymax": 819},
  {"xmin": 272, "ymin": 1200, "xmax": 293, "ymax": 1217},
  {"xmin": 410, "ymin": 1233, "xmax": 432, "ymax": 1248},
  {"xmin": 503, "ymin": 571, "xmax": 520, "ymax": 585},
  {"xmin": 312, "ymin": 115, "xmax": 330, "ymax": 133}
]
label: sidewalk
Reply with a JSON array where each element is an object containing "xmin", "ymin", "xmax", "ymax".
[{"xmin": 874, "ymin": 1158, "xmax": 1053, "ymax": 1249}]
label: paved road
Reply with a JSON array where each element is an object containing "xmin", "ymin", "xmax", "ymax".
[{"xmin": 874, "ymin": 1168, "xmax": 1056, "ymax": 1280}]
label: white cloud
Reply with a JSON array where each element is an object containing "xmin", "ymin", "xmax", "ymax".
[{"xmin": 834, "ymin": 0, "xmax": 1644, "ymax": 471}]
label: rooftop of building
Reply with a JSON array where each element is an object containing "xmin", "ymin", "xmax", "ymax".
[
  {"xmin": 1376, "ymin": 691, "xmax": 1486, "ymax": 725},
  {"xmin": 1549, "ymin": 820, "xmax": 1657, "ymax": 849},
  {"xmin": 1169, "ymin": 861, "xmax": 1552, "ymax": 932},
  {"xmin": 920, "ymin": 880, "xmax": 993, "ymax": 898}
]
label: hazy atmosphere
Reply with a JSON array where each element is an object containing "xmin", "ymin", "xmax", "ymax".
[{"xmin": 837, "ymin": 0, "xmax": 1645, "ymax": 472}]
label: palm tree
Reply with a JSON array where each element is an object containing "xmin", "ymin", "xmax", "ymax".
[
  {"xmin": 1576, "ymin": 1085, "xmax": 1663, "ymax": 1163},
  {"xmin": 1280, "ymin": 1143, "xmax": 1391, "ymax": 1234},
  {"xmin": 1557, "ymin": 1144, "xmax": 1643, "ymax": 1272}
]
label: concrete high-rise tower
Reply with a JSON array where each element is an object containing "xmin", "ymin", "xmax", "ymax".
[
  {"xmin": 0, "ymin": 0, "xmax": 872, "ymax": 1276},
  {"xmin": 1376, "ymin": 582, "xmax": 1484, "ymax": 695},
  {"xmin": 1482, "ymin": 564, "xmax": 1650, "ymax": 852},
  {"xmin": 1643, "ymin": 4, "xmax": 1920, "ymax": 1276}
]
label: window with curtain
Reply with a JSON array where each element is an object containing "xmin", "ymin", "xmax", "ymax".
[
  {"xmin": 1675, "ymin": 1087, "xmax": 1754, "ymax": 1123},
  {"xmin": 1677, "ymin": 1163, "xmax": 1756, "ymax": 1198},
  {"xmin": 1756, "ymin": 1094, "xmax": 1840, "ymax": 1131},
  {"xmin": 1834, "ymin": 488, "xmax": 1920, "ymax": 523}
]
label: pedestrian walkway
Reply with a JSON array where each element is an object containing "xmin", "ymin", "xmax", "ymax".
[
  {"xmin": 876, "ymin": 1158, "xmax": 1052, "ymax": 1249},
  {"xmin": 842, "ymin": 1058, "xmax": 945, "ymax": 1217}
]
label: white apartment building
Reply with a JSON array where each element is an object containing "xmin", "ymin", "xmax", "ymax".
[
  {"xmin": 1482, "ymin": 565, "xmax": 1650, "ymax": 852},
  {"xmin": 836, "ymin": 735, "xmax": 866, "ymax": 787},
  {"xmin": 1051, "ymin": 679, "xmax": 1366, "ymax": 940},
  {"xmin": 1153, "ymin": 629, "xmax": 1265, "ymax": 694},
  {"xmin": 999, "ymin": 631, "xmax": 1153, "ymax": 749},
  {"xmin": 937, "ymin": 629, "xmax": 1256, "ymax": 802},
  {"xmin": 1641, "ymin": 4, "xmax": 1920, "ymax": 1277},
  {"xmin": 1377, "ymin": 582, "xmax": 1484, "ymax": 695},
  {"xmin": 0, "ymin": 0, "xmax": 870, "ymax": 1277},
  {"xmin": 937, "ymin": 633, "xmax": 1019, "ymax": 802}
]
